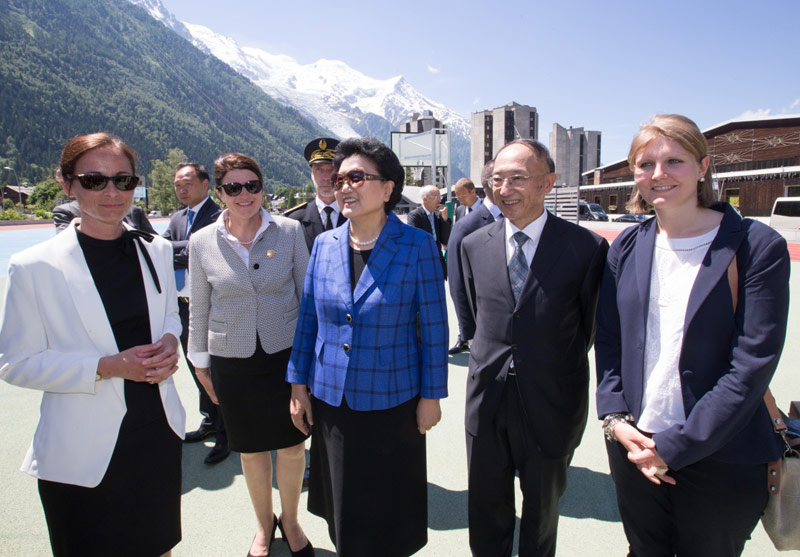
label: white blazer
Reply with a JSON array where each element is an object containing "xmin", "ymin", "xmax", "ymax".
[{"xmin": 0, "ymin": 220, "xmax": 185, "ymax": 487}]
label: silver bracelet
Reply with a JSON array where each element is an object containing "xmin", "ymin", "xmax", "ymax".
[{"xmin": 602, "ymin": 413, "xmax": 634, "ymax": 442}]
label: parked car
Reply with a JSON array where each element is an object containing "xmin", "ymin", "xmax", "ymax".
[
  {"xmin": 578, "ymin": 201, "xmax": 609, "ymax": 221},
  {"xmin": 770, "ymin": 197, "xmax": 800, "ymax": 242},
  {"xmin": 147, "ymin": 210, "xmax": 162, "ymax": 217},
  {"xmin": 614, "ymin": 214, "xmax": 649, "ymax": 223}
]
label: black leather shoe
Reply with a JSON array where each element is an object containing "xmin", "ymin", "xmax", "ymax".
[
  {"xmin": 184, "ymin": 421, "xmax": 215, "ymax": 443},
  {"xmin": 448, "ymin": 340, "xmax": 469, "ymax": 355},
  {"xmin": 204, "ymin": 440, "xmax": 230, "ymax": 465}
]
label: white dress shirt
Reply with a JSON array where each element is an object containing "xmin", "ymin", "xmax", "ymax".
[
  {"xmin": 504, "ymin": 209, "xmax": 548, "ymax": 266},
  {"xmin": 315, "ymin": 196, "xmax": 340, "ymax": 228}
]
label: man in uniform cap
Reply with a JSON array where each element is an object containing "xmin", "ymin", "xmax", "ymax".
[{"xmin": 285, "ymin": 137, "xmax": 346, "ymax": 252}]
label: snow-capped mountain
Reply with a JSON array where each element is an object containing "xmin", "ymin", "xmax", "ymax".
[{"xmin": 127, "ymin": 0, "xmax": 470, "ymax": 179}]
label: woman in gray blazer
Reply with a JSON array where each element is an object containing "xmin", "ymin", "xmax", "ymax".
[{"xmin": 188, "ymin": 153, "xmax": 313, "ymax": 557}]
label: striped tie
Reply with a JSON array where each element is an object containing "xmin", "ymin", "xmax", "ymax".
[{"xmin": 508, "ymin": 232, "xmax": 529, "ymax": 303}]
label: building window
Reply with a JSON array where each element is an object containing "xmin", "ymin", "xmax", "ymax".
[
  {"xmin": 725, "ymin": 188, "xmax": 740, "ymax": 209},
  {"xmin": 788, "ymin": 186, "xmax": 800, "ymax": 197}
]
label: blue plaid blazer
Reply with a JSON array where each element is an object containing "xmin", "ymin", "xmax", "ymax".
[{"xmin": 287, "ymin": 212, "xmax": 449, "ymax": 411}]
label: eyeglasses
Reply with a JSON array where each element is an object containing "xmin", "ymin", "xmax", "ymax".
[
  {"xmin": 70, "ymin": 174, "xmax": 140, "ymax": 191},
  {"xmin": 491, "ymin": 173, "xmax": 550, "ymax": 188},
  {"xmin": 332, "ymin": 170, "xmax": 386, "ymax": 190},
  {"xmin": 216, "ymin": 180, "xmax": 263, "ymax": 196}
]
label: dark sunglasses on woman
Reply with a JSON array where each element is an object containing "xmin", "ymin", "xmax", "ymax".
[
  {"xmin": 332, "ymin": 170, "xmax": 386, "ymax": 190},
  {"xmin": 216, "ymin": 180, "xmax": 264, "ymax": 196},
  {"xmin": 70, "ymin": 174, "xmax": 140, "ymax": 191}
]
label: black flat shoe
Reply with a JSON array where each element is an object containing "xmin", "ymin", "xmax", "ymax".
[
  {"xmin": 277, "ymin": 517, "xmax": 315, "ymax": 557},
  {"xmin": 247, "ymin": 514, "xmax": 278, "ymax": 557}
]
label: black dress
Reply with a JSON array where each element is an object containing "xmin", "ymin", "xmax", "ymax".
[
  {"xmin": 37, "ymin": 231, "xmax": 182, "ymax": 557},
  {"xmin": 308, "ymin": 247, "xmax": 428, "ymax": 556}
]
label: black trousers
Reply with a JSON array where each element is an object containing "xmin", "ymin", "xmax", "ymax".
[
  {"xmin": 607, "ymin": 437, "xmax": 767, "ymax": 557},
  {"xmin": 466, "ymin": 375, "xmax": 571, "ymax": 557},
  {"xmin": 179, "ymin": 298, "xmax": 225, "ymax": 437}
]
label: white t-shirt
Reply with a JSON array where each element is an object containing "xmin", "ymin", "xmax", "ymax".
[{"xmin": 638, "ymin": 225, "xmax": 720, "ymax": 433}]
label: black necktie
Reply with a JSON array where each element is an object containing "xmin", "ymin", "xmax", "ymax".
[{"xmin": 323, "ymin": 206, "xmax": 334, "ymax": 231}]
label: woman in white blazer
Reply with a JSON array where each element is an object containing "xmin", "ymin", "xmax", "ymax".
[
  {"xmin": 188, "ymin": 153, "xmax": 312, "ymax": 557},
  {"xmin": 0, "ymin": 133, "xmax": 185, "ymax": 557}
]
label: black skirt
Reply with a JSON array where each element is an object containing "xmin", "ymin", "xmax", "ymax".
[
  {"xmin": 38, "ymin": 382, "xmax": 182, "ymax": 557},
  {"xmin": 309, "ymin": 395, "xmax": 428, "ymax": 557},
  {"xmin": 210, "ymin": 344, "xmax": 309, "ymax": 453}
]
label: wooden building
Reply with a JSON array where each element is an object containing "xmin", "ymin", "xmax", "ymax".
[{"xmin": 581, "ymin": 115, "xmax": 800, "ymax": 216}]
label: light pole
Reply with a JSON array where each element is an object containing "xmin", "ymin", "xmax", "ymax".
[{"xmin": 3, "ymin": 166, "xmax": 21, "ymax": 210}]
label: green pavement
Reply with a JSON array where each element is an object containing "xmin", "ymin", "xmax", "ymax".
[{"xmin": 1, "ymin": 272, "xmax": 798, "ymax": 556}]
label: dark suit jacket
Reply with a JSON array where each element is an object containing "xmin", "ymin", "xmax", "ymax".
[
  {"xmin": 407, "ymin": 206, "xmax": 451, "ymax": 278},
  {"xmin": 448, "ymin": 203, "xmax": 495, "ymax": 340},
  {"xmin": 595, "ymin": 203, "xmax": 789, "ymax": 470},
  {"xmin": 53, "ymin": 200, "xmax": 156, "ymax": 234},
  {"xmin": 285, "ymin": 201, "xmax": 347, "ymax": 253},
  {"xmin": 162, "ymin": 197, "xmax": 222, "ymax": 271},
  {"xmin": 462, "ymin": 214, "xmax": 607, "ymax": 458}
]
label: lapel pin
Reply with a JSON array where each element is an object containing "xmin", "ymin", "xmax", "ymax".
[{"xmin": 266, "ymin": 249, "xmax": 276, "ymax": 258}]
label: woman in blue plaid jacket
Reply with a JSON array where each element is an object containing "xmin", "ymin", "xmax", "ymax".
[{"xmin": 287, "ymin": 137, "xmax": 449, "ymax": 556}]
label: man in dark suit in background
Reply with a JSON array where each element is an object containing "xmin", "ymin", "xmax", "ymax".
[
  {"xmin": 53, "ymin": 200, "xmax": 156, "ymax": 233},
  {"xmin": 462, "ymin": 140, "xmax": 607, "ymax": 556},
  {"xmin": 446, "ymin": 161, "xmax": 500, "ymax": 354},
  {"xmin": 407, "ymin": 184, "xmax": 451, "ymax": 279},
  {"xmin": 453, "ymin": 177, "xmax": 482, "ymax": 222},
  {"xmin": 163, "ymin": 162, "xmax": 227, "ymax": 465},
  {"xmin": 286, "ymin": 137, "xmax": 346, "ymax": 252}
]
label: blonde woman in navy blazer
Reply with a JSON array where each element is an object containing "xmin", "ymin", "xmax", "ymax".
[
  {"xmin": 0, "ymin": 133, "xmax": 185, "ymax": 556},
  {"xmin": 287, "ymin": 137, "xmax": 448, "ymax": 556},
  {"xmin": 595, "ymin": 115, "xmax": 790, "ymax": 556}
]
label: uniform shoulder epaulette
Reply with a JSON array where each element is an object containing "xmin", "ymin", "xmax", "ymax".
[{"xmin": 284, "ymin": 201, "xmax": 310, "ymax": 216}]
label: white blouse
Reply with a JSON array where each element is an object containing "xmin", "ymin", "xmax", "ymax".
[{"xmin": 638, "ymin": 225, "xmax": 719, "ymax": 433}]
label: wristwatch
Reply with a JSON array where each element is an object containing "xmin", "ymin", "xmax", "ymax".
[{"xmin": 602, "ymin": 413, "xmax": 634, "ymax": 441}]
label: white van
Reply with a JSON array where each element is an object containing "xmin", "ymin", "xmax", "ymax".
[{"xmin": 769, "ymin": 197, "xmax": 800, "ymax": 242}]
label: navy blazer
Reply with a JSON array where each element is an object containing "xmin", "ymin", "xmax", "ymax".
[
  {"xmin": 447, "ymin": 202, "xmax": 495, "ymax": 340},
  {"xmin": 595, "ymin": 203, "xmax": 790, "ymax": 470},
  {"xmin": 286, "ymin": 212, "xmax": 449, "ymax": 411},
  {"xmin": 162, "ymin": 198, "xmax": 222, "ymax": 271}
]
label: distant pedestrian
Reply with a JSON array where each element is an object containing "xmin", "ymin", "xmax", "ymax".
[
  {"xmin": 407, "ymin": 184, "xmax": 451, "ymax": 279},
  {"xmin": 447, "ymin": 161, "xmax": 499, "ymax": 355}
]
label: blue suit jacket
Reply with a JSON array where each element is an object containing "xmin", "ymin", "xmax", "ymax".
[
  {"xmin": 287, "ymin": 212, "xmax": 449, "ymax": 411},
  {"xmin": 448, "ymin": 202, "xmax": 495, "ymax": 340},
  {"xmin": 595, "ymin": 203, "xmax": 790, "ymax": 470}
]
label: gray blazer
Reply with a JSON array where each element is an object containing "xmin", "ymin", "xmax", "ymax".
[{"xmin": 188, "ymin": 213, "xmax": 309, "ymax": 359}]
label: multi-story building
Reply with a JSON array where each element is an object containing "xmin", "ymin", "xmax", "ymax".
[
  {"xmin": 470, "ymin": 102, "xmax": 538, "ymax": 182},
  {"xmin": 581, "ymin": 114, "xmax": 800, "ymax": 216},
  {"xmin": 549, "ymin": 124, "xmax": 601, "ymax": 187}
]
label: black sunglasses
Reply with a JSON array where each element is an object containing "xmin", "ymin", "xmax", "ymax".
[
  {"xmin": 332, "ymin": 170, "xmax": 386, "ymax": 190},
  {"xmin": 70, "ymin": 174, "xmax": 140, "ymax": 191},
  {"xmin": 216, "ymin": 180, "xmax": 263, "ymax": 196}
]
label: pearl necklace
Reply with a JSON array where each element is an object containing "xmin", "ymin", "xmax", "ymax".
[{"xmin": 349, "ymin": 232, "xmax": 380, "ymax": 246}]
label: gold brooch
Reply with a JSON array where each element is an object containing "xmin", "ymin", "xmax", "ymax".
[{"xmin": 266, "ymin": 249, "xmax": 275, "ymax": 258}]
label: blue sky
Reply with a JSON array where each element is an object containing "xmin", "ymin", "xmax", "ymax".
[{"xmin": 161, "ymin": 0, "xmax": 800, "ymax": 164}]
